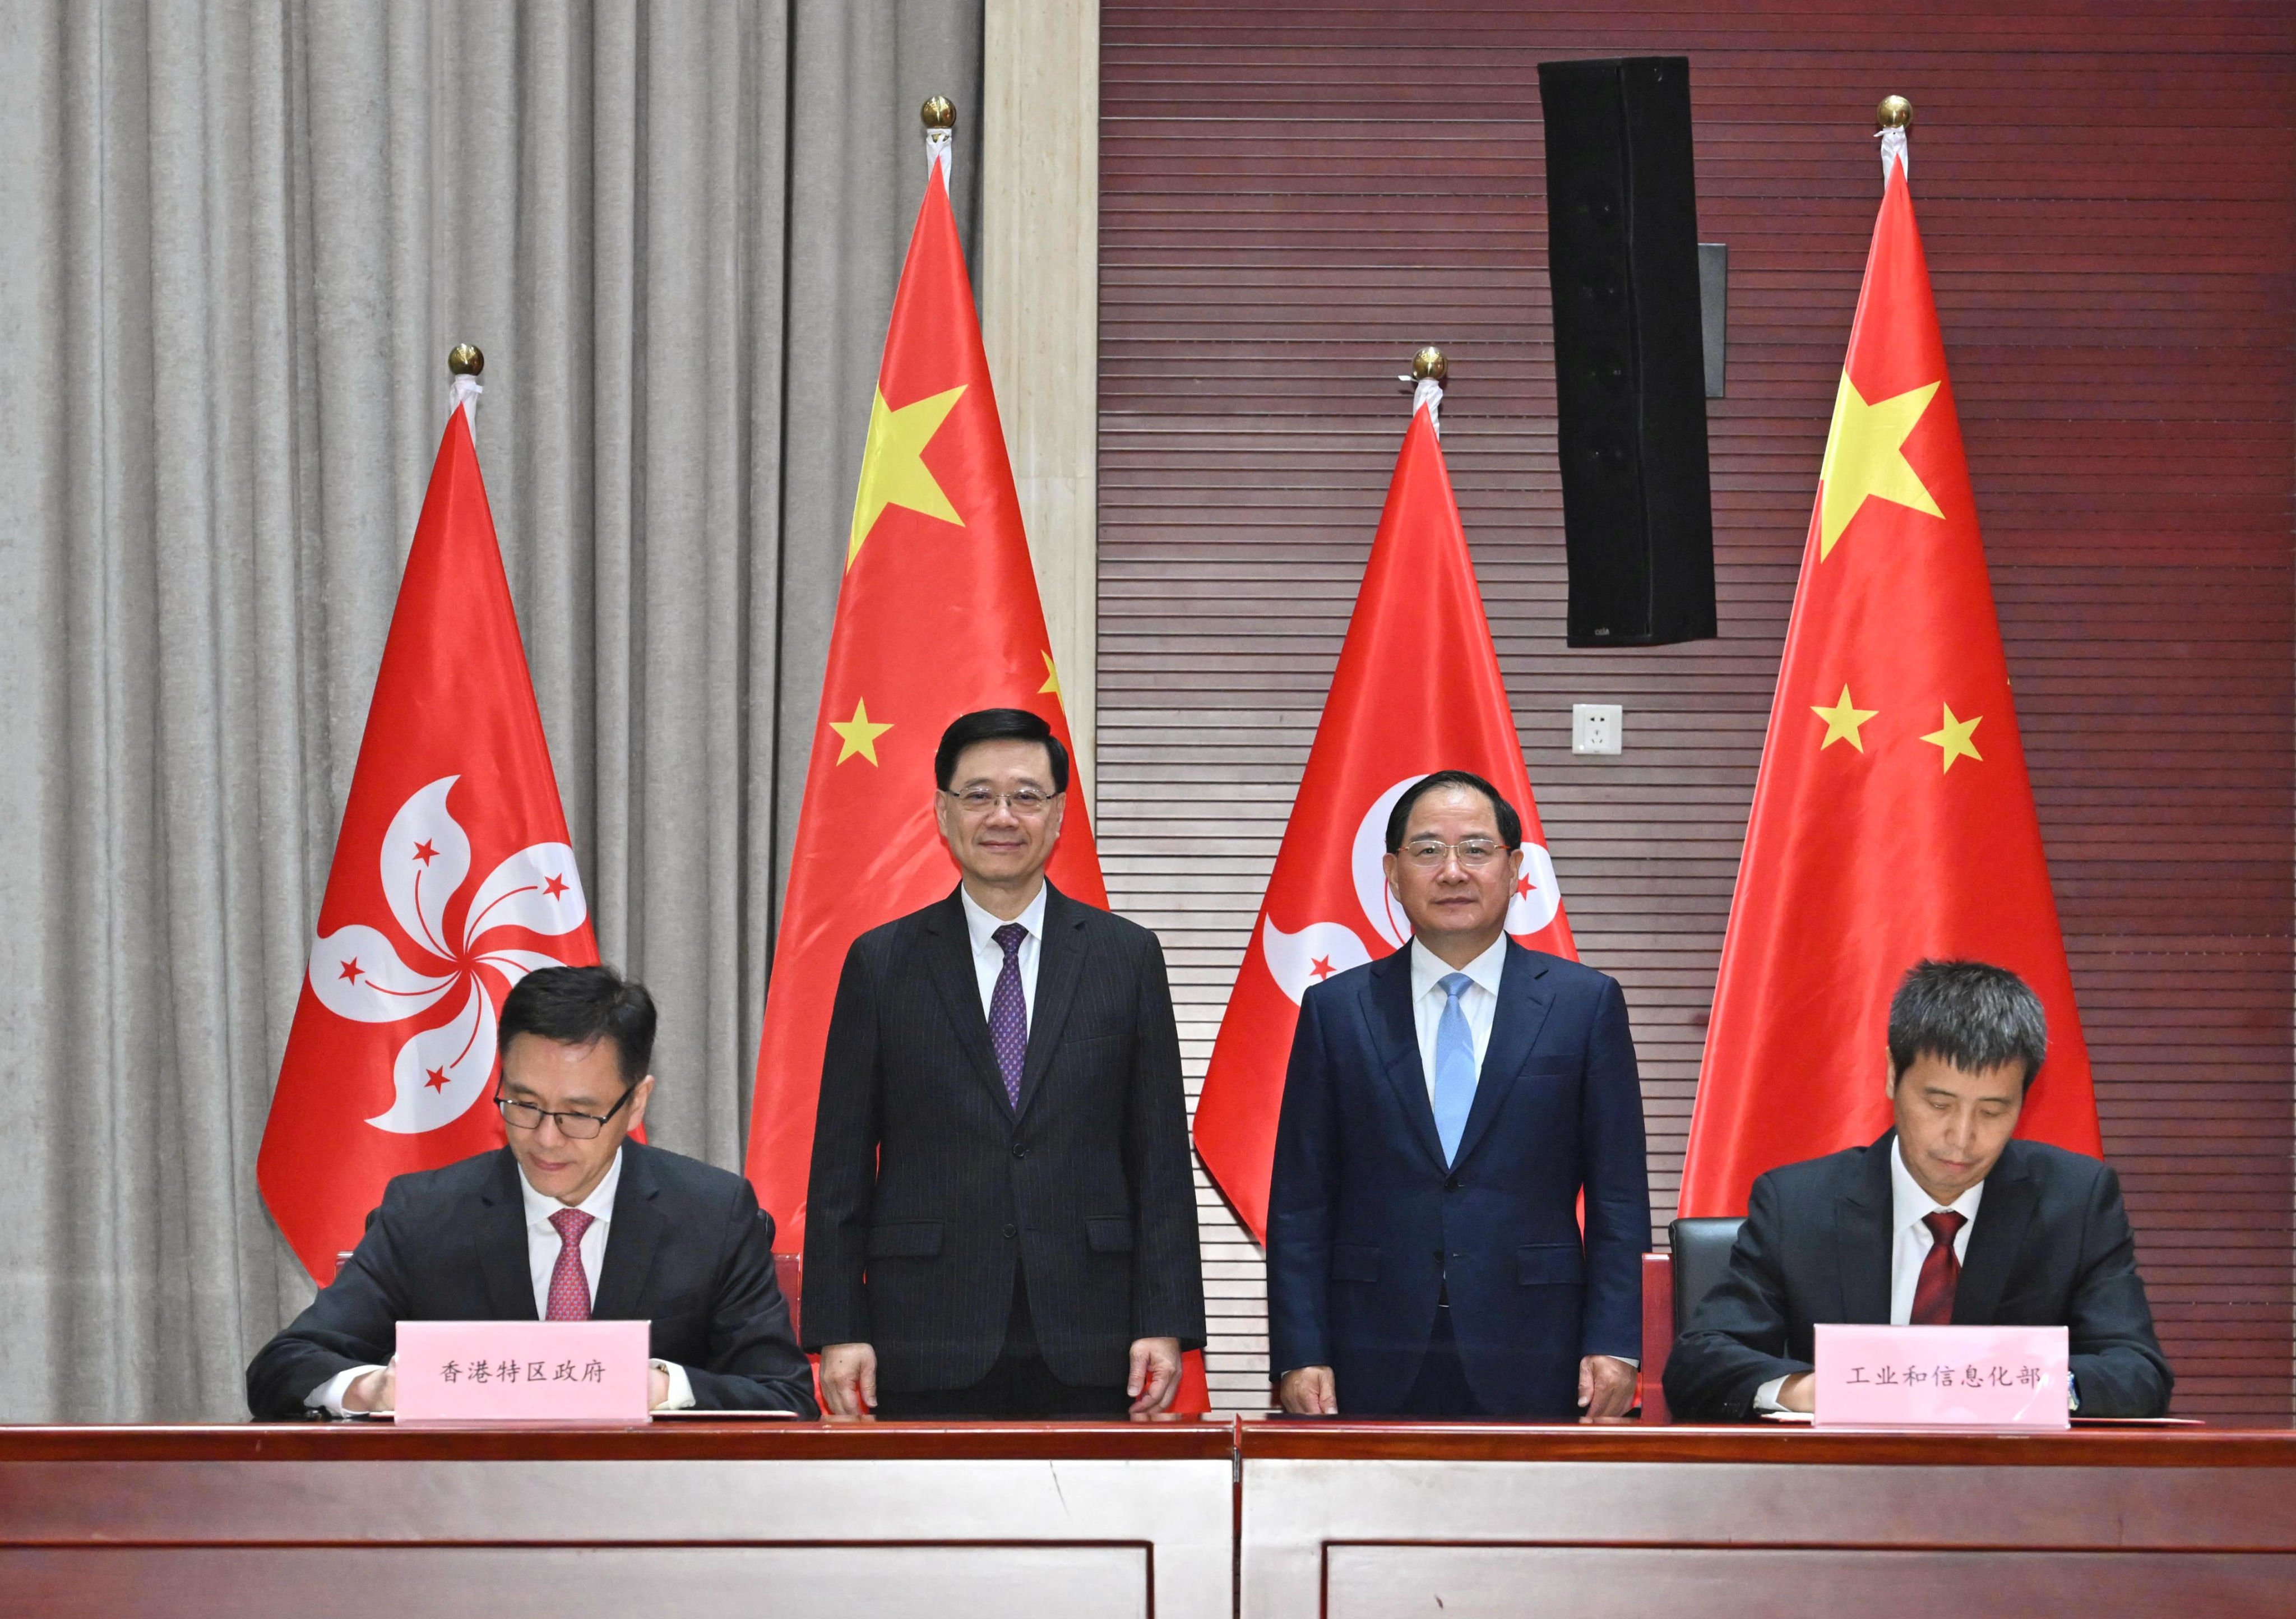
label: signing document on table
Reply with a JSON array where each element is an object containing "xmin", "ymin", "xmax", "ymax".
[
  {"xmin": 1664, "ymin": 960, "xmax": 2173, "ymax": 1422},
  {"xmin": 247, "ymin": 966, "xmax": 817, "ymax": 1419}
]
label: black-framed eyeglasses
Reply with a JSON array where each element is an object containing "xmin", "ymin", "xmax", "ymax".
[{"xmin": 494, "ymin": 1084, "xmax": 636, "ymax": 1140}]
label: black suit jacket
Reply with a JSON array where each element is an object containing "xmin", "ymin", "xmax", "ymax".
[
  {"xmin": 1663, "ymin": 1131, "xmax": 2173, "ymax": 1421},
  {"xmin": 802, "ymin": 883, "xmax": 1206, "ymax": 1391},
  {"xmin": 1267, "ymin": 942, "xmax": 1650, "ymax": 1416},
  {"xmin": 246, "ymin": 1141, "xmax": 817, "ymax": 1419}
]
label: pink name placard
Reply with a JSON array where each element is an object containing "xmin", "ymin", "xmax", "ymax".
[
  {"xmin": 1813, "ymin": 1323, "xmax": 2070, "ymax": 1429},
  {"xmin": 394, "ymin": 1320, "xmax": 652, "ymax": 1426}
]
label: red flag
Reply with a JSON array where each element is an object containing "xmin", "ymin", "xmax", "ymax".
[
  {"xmin": 1193, "ymin": 388, "xmax": 1575, "ymax": 1243},
  {"xmin": 745, "ymin": 144, "xmax": 1214, "ymax": 1408},
  {"xmin": 1679, "ymin": 138, "xmax": 2100, "ymax": 1218},
  {"xmin": 258, "ymin": 398, "xmax": 599, "ymax": 1280}
]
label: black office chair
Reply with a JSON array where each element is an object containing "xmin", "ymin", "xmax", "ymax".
[{"xmin": 1668, "ymin": 1216, "xmax": 1746, "ymax": 1335}]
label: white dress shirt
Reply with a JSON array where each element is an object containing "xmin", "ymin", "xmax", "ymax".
[
  {"xmin": 960, "ymin": 880, "xmax": 1048, "ymax": 1031},
  {"xmin": 1752, "ymin": 1137, "xmax": 1985, "ymax": 1412},
  {"xmin": 1407, "ymin": 933, "xmax": 1506, "ymax": 1105},
  {"xmin": 1404, "ymin": 932, "xmax": 1634, "ymax": 1374},
  {"xmin": 305, "ymin": 1147, "xmax": 693, "ymax": 1414}
]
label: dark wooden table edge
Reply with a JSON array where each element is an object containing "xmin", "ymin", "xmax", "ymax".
[
  {"xmin": 1235, "ymin": 1420, "xmax": 2296, "ymax": 1467},
  {"xmin": 0, "ymin": 1419, "xmax": 1243, "ymax": 1463}
]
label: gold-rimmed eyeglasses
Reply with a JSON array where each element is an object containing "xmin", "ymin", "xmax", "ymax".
[{"xmin": 941, "ymin": 787, "xmax": 1061, "ymax": 817}]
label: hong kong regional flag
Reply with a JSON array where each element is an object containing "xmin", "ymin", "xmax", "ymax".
[
  {"xmin": 1194, "ymin": 382, "xmax": 1575, "ymax": 1242},
  {"xmin": 259, "ymin": 391, "xmax": 599, "ymax": 1280},
  {"xmin": 743, "ymin": 139, "xmax": 1104, "ymax": 1248},
  {"xmin": 1679, "ymin": 133, "xmax": 2100, "ymax": 1218}
]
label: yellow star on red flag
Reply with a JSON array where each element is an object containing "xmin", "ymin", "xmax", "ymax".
[
  {"xmin": 1920, "ymin": 704, "xmax": 1983, "ymax": 771},
  {"xmin": 1817, "ymin": 371, "xmax": 1944, "ymax": 558},
  {"xmin": 1810, "ymin": 685, "xmax": 1878, "ymax": 751},
  {"xmin": 827, "ymin": 697, "xmax": 892, "ymax": 765},
  {"xmin": 846, "ymin": 385, "xmax": 967, "ymax": 568},
  {"xmin": 1039, "ymin": 651, "xmax": 1062, "ymax": 701}
]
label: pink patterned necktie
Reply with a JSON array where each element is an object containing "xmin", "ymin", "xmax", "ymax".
[{"xmin": 545, "ymin": 1207, "xmax": 596, "ymax": 1321}]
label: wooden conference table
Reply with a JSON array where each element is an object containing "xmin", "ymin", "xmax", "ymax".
[{"xmin": 1, "ymin": 1419, "xmax": 2290, "ymax": 1617}]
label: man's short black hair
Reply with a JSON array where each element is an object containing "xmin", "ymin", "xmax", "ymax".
[
  {"xmin": 1887, "ymin": 959, "xmax": 2048, "ymax": 1090},
  {"xmin": 1384, "ymin": 769, "xmax": 1523, "ymax": 853},
  {"xmin": 935, "ymin": 707, "xmax": 1069, "ymax": 794},
  {"xmin": 497, "ymin": 964, "xmax": 656, "ymax": 1090}
]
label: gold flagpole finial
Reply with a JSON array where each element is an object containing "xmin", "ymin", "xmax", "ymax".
[
  {"xmin": 922, "ymin": 96, "xmax": 956, "ymax": 133},
  {"xmin": 1411, "ymin": 346, "xmax": 1448, "ymax": 385},
  {"xmin": 1876, "ymin": 96, "xmax": 1913, "ymax": 131},
  {"xmin": 448, "ymin": 344, "xmax": 484, "ymax": 377}
]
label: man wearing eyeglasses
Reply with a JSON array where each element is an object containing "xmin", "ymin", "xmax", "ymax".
[
  {"xmin": 1267, "ymin": 770, "xmax": 1650, "ymax": 1418},
  {"xmin": 804, "ymin": 708, "xmax": 1204, "ymax": 1418},
  {"xmin": 246, "ymin": 965, "xmax": 816, "ymax": 1418}
]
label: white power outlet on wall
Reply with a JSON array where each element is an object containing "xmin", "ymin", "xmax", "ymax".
[{"xmin": 1572, "ymin": 703, "xmax": 1623, "ymax": 756}]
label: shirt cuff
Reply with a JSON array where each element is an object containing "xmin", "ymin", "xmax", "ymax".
[
  {"xmin": 307, "ymin": 1364, "xmax": 387, "ymax": 1417},
  {"xmin": 1753, "ymin": 1375, "xmax": 1788, "ymax": 1413},
  {"xmin": 651, "ymin": 1358, "xmax": 696, "ymax": 1412}
]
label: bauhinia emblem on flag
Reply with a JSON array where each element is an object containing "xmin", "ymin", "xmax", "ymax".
[
  {"xmin": 1193, "ymin": 363, "xmax": 1574, "ymax": 1243},
  {"xmin": 743, "ymin": 117, "xmax": 1104, "ymax": 1246},
  {"xmin": 260, "ymin": 372, "xmax": 599, "ymax": 1281},
  {"xmin": 1678, "ymin": 118, "xmax": 2100, "ymax": 1219}
]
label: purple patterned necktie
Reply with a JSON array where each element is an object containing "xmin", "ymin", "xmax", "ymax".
[{"xmin": 988, "ymin": 922, "xmax": 1029, "ymax": 1108}]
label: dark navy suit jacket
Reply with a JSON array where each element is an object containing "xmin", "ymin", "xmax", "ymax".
[{"xmin": 1267, "ymin": 941, "xmax": 1650, "ymax": 1416}]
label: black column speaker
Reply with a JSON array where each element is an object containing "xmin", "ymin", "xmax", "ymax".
[{"xmin": 1538, "ymin": 55, "xmax": 1716, "ymax": 646}]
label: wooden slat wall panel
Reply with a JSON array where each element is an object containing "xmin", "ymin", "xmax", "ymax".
[{"xmin": 1098, "ymin": 2, "xmax": 2295, "ymax": 1418}]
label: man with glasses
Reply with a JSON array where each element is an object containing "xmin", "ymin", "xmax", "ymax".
[
  {"xmin": 246, "ymin": 965, "xmax": 816, "ymax": 1418},
  {"xmin": 804, "ymin": 708, "xmax": 1204, "ymax": 1418},
  {"xmin": 1266, "ymin": 770, "xmax": 1650, "ymax": 1418}
]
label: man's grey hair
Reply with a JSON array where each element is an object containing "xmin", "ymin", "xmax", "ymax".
[{"xmin": 1886, "ymin": 959, "xmax": 2048, "ymax": 1090}]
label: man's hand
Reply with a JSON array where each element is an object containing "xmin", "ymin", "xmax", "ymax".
[
  {"xmin": 1127, "ymin": 1336, "xmax": 1183, "ymax": 1416},
  {"xmin": 648, "ymin": 1363, "xmax": 672, "ymax": 1410},
  {"xmin": 1577, "ymin": 1354, "xmax": 1637, "ymax": 1421},
  {"xmin": 820, "ymin": 1343, "xmax": 878, "ymax": 1418},
  {"xmin": 1277, "ymin": 1366, "xmax": 1339, "ymax": 1416},
  {"xmin": 1776, "ymin": 1371, "xmax": 1816, "ymax": 1413},
  {"xmin": 342, "ymin": 1361, "xmax": 396, "ymax": 1414}
]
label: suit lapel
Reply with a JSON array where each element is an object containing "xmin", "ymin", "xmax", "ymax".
[
  {"xmin": 1451, "ymin": 942, "xmax": 1554, "ymax": 1171},
  {"xmin": 591, "ymin": 1144, "xmax": 666, "ymax": 1321},
  {"xmin": 1366, "ymin": 950, "xmax": 1447, "ymax": 1171},
  {"xmin": 1834, "ymin": 1134, "xmax": 1894, "ymax": 1324},
  {"xmin": 919, "ymin": 889, "xmax": 1012, "ymax": 1114},
  {"xmin": 1954, "ymin": 1145, "xmax": 2036, "ymax": 1325},
  {"xmin": 1015, "ymin": 884, "xmax": 1086, "ymax": 1123},
  {"xmin": 475, "ymin": 1149, "xmax": 539, "ymax": 1321}
]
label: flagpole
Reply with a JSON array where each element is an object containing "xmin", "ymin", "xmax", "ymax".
[
  {"xmin": 1400, "ymin": 344, "xmax": 1447, "ymax": 434},
  {"xmin": 447, "ymin": 343, "xmax": 484, "ymax": 440},
  {"xmin": 922, "ymin": 94, "xmax": 955, "ymax": 189},
  {"xmin": 1876, "ymin": 94, "xmax": 1911, "ymax": 181}
]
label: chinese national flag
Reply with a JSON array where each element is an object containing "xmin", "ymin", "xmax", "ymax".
[
  {"xmin": 743, "ymin": 149, "xmax": 1208, "ymax": 1409},
  {"xmin": 258, "ymin": 400, "xmax": 599, "ymax": 1280},
  {"xmin": 1193, "ymin": 394, "xmax": 1575, "ymax": 1243},
  {"xmin": 1678, "ymin": 144, "xmax": 2100, "ymax": 1218}
]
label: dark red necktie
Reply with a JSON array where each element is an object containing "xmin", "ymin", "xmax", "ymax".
[{"xmin": 1910, "ymin": 1209, "xmax": 1966, "ymax": 1326}]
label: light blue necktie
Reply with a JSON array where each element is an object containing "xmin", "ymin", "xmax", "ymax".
[{"xmin": 1432, "ymin": 972, "xmax": 1476, "ymax": 1165}]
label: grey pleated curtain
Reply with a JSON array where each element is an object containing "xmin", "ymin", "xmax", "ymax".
[{"xmin": 0, "ymin": 0, "xmax": 982, "ymax": 1421}]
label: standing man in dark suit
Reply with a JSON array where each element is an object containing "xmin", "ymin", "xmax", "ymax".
[
  {"xmin": 1664, "ymin": 960, "xmax": 2173, "ymax": 1421},
  {"xmin": 1267, "ymin": 770, "xmax": 1650, "ymax": 1418},
  {"xmin": 247, "ymin": 965, "xmax": 816, "ymax": 1418},
  {"xmin": 804, "ymin": 708, "xmax": 1205, "ymax": 1418}
]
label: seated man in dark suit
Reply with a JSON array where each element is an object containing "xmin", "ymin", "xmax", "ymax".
[
  {"xmin": 247, "ymin": 965, "xmax": 816, "ymax": 1419},
  {"xmin": 1665, "ymin": 959, "xmax": 2172, "ymax": 1421}
]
